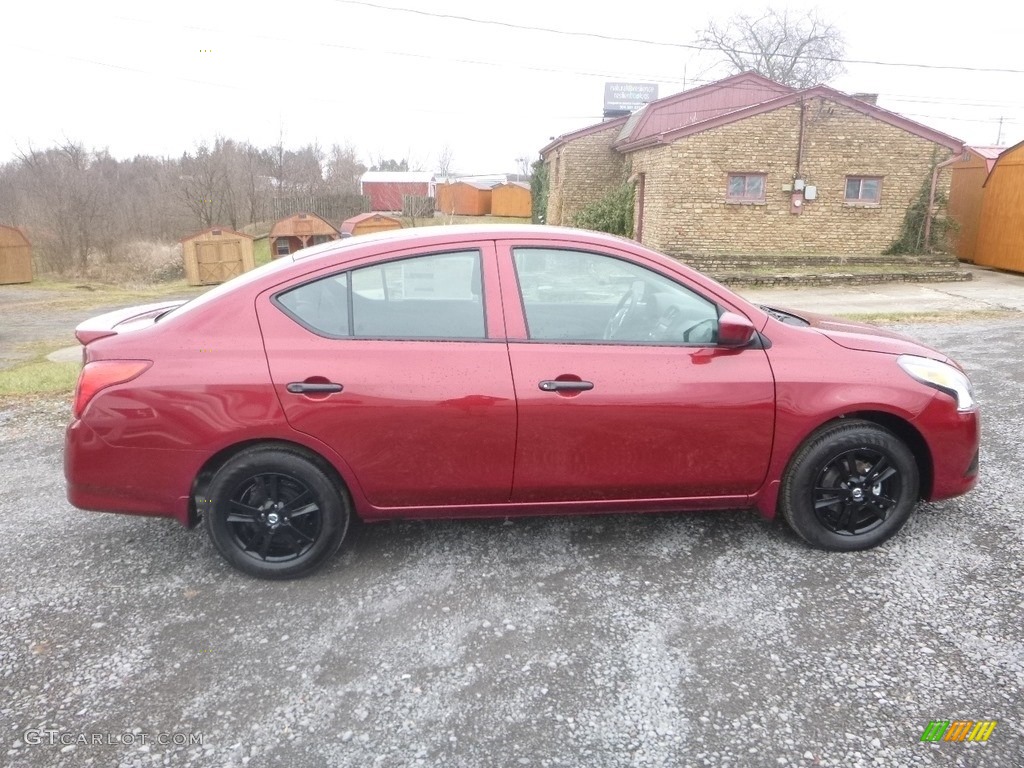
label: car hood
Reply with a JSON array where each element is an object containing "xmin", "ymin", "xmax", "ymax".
[{"xmin": 775, "ymin": 308, "xmax": 952, "ymax": 362}]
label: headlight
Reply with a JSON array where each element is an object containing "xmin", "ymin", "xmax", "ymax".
[{"xmin": 898, "ymin": 355, "xmax": 975, "ymax": 411}]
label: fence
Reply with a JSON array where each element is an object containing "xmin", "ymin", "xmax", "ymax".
[{"xmin": 271, "ymin": 193, "xmax": 370, "ymax": 224}]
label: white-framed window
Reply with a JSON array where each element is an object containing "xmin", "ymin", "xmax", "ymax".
[
  {"xmin": 726, "ymin": 173, "xmax": 766, "ymax": 203},
  {"xmin": 845, "ymin": 176, "xmax": 882, "ymax": 204}
]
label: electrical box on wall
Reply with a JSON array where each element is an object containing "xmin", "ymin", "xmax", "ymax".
[
  {"xmin": 794, "ymin": 179, "xmax": 806, "ymax": 191},
  {"xmin": 804, "ymin": 185, "xmax": 817, "ymax": 201}
]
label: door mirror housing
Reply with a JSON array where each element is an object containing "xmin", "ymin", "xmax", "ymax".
[{"xmin": 717, "ymin": 311, "xmax": 756, "ymax": 347}]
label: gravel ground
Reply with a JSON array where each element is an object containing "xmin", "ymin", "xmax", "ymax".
[{"xmin": 1, "ymin": 319, "xmax": 1022, "ymax": 768}]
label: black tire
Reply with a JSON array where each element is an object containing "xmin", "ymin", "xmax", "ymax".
[
  {"xmin": 203, "ymin": 446, "xmax": 350, "ymax": 579},
  {"xmin": 780, "ymin": 420, "xmax": 919, "ymax": 551}
]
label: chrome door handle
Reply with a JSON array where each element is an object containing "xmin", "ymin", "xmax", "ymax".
[
  {"xmin": 286, "ymin": 382, "xmax": 344, "ymax": 394},
  {"xmin": 539, "ymin": 380, "xmax": 594, "ymax": 392}
]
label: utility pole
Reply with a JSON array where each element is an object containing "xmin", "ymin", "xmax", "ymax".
[{"xmin": 996, "ymin": 116, "xmax": 1004, "ymax": 145}]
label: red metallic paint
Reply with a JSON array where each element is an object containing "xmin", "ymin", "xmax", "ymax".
[
  {"xmin": 506, "ymin": 343, "xmax": 775, "ymax": 501},
  {"xmin": 63, "ymin": 225, "xmax": 980, "ymax": 536}
]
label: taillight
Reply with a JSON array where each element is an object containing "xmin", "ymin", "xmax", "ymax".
[{"xmin": 73, "ymin": 360, "xmax": 152, "ymax": 418}]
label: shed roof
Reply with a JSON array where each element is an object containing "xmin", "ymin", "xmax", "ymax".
[
  {"xmin": 495, "ymin": 181, "xmax": 531, "ymax": 190},
  {"xmin": 270, "ymin": 212, "xmax": 339, "ymax": 238},
  {"xmin": 982, "ymin": 138, "xmax": 1024, "ymax": 188},
  {"xmin": 178, "ymin": 225, "xmax": 254, "ymax": 243},
  {"xmin": 453, "ymin": 179, "xmax": 498, "ymax": 191},
  {"xmin": 967, "ymin": 145, "xmax": 1005, "ymax": 173},
  {"xmin": 0, "ymin": 224, "xmax": 30, "ymax": 246},
  {"xmin": 359, "ymin": 171, "xmax": 436, "ymax": 184},
  {"xmin": 341, "ymin": 212, "xmax": 402, "ymax": 234}
]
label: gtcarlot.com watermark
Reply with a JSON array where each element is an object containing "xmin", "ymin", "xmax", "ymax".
[{"xmin": 24, "ymin": 729, "xmax": 204, "ymax": 747}]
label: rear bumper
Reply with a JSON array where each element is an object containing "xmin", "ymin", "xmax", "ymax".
[
  {"xmin": 64, "ymin": 419, "xmax": 196, "ymax": 526},
  {"xmin": 916, "ymin": 398, "xmax": 980, "ymax": 502}
]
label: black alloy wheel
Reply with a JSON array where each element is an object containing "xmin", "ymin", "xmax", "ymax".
[
  {"xmin": 204, "ymin": 447, "xmax": 350, "ymax": 579},
  {"xmin": 780, "ymin": 420, "xmax": 919, "ymax": 551}
]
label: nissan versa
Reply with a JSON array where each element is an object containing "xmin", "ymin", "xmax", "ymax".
[{"xmin": 64, "ymin": 226, "xmax": 980, "ymax": 579}]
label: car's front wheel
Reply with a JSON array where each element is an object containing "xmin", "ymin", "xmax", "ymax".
[
  {"xmin": 203, "ymin": 446, "xmax": 350, "ymax": 579},
  {"xmin": 780, "ymin": 420, "xmax": 919, "ymax": 550}
]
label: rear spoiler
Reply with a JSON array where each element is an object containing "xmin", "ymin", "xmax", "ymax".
[{"xmin": 74, "ymin": 300, "xmax": 188, "ymax": 345}]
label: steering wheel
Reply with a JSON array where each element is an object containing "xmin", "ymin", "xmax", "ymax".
[{"xmin": 603, "ymin": 280, "xmax": 645, "ymax": 340}]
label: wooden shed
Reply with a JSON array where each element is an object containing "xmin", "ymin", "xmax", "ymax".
[
  {"xmin": 341, "ymin": 212, "xmax": 403, "ymax": 237},
  {"xmin": 491, "ymin": 181, "xmax": 532, "ymax": 218},
  {"xmin": 435, "ymin": 180, "xmax": 495, "ymax": 216},
  {"xmin": 270, "ymin": 212, "xmax": 340, "ymax": 258},
  {"xmin": 0, "ymin": 225, "xmax": 33, "ymax": 284},
  {"xmin": 180, "ymin": 227, "xmax": 255, "ymax": 286},
  {"xmin": 974, "ymin": 140, "xmax": 1024, "ymax": 273},
  {"xmin": 948, "ymin": 146, "xmax": 1002, "ymax": 262}
]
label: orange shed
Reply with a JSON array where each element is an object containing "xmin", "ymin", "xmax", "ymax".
[
  {"xmin": 948, "ymin": 146, "xmax": 1002, "ymax": 262},
  {"xmin": 270, "ymin": 212, "xmax": 340, "ymax": 258},
  {"xmin": 341, "ymin": 212, "xmax": 403, "ymax": 237},
  {"xmin": 435, "ymin": 181, "xmax": 494, "ymax": 216},
  {"xmin": 490, "ymin": 181, "xmax": 532, "ymax": 218},
  {"xmin": 0, "ymin": 225, "xmax": 32, "ymax": 284},
  {"xmin": 974, "ymin": 140, "xmax": 1024, "ymax": 273},
  {"xmin": 180, "ymin": 226, "xmax": 255, "ymax": 286}
]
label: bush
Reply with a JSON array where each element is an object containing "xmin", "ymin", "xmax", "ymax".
[
  {"xmin": 571, "ymin": 184, "xmax": 634, "ymax": 237},
  {"xmin": 89, "ymin": 241, "xmax": 184, "ymax": 284},
  {"xmin": 531, "ymin": 159, "xmax": 548, "ymax": 224}
]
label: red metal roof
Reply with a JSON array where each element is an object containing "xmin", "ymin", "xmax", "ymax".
[
  {"xmin": 968, "ymin": 145, "xmax": 1004, "ymax": 173},
  {"xmin": 614, "ymin": 72, "xmax": 792, "ymax": 149},
  {"xmin": 542, "ymin": 71, "xmax": 963, "ymax": 159},
  {"xmin": 639, "ymin": 85, "xmax": 963, "ymax": 154},
  {"xmin": 539, "ymin": 115, "xmax": 631, "ymax": 156}
]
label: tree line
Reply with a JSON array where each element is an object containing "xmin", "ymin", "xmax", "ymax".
[{"xmin": 0, "ymin": 139, "xmax": 372, "ymax": 273}]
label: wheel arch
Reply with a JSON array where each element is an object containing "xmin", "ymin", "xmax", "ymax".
[
  {"xmin": 187, "ymin": 438, "xmax": 357, "ymax": 527},
  {"xmin": 843, "ymin": 411, "xmax": 933, "ymax": 501},
  {"xmin": 783, "ymin": 411, "xmax": 933, "ymax": 504}
]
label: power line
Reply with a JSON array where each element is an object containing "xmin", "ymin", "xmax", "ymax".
[{"xmin": 331, "ymin": 0, "xmax": 1024, "ymax": 75}]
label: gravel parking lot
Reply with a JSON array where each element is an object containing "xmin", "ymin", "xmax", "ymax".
[{"xmin": 1, "ymin": 317, "xmax": 1022, "ymax": 768}]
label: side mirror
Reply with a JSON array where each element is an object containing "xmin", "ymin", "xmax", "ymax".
[{"xmin": 717, "ymin": 311, "xmax": 756, "ymax": 347}]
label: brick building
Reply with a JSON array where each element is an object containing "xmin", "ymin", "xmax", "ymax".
[{"xmin": 541, "ymin": 73, "xmax": 964, "ymax": 256}]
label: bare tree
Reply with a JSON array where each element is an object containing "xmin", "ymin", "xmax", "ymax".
[
  {"xmin": 324, "ymin": 143, "xmax": 365, "ymax": 194},
  {"xmin": 178, "ymin": 142, "xmax": 228, "ymax": 229},
  {"xmin": 697, "ymin": 8, "xmax": 846, "ymax": 88},
  {"xmin": 16, "ymin": 142, "xmax": 106, "ymax": 270},
  {"xmin": 436, "ymin": 145, "xmax": 455, "ymax": 180}
]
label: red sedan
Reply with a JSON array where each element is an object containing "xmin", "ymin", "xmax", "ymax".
[{"xmin": 65, "ymin": 226, "xmax": 980, "ymax": 579}]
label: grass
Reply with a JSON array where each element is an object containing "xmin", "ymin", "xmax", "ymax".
[
  {"xmin": 4, "ymin": 279, "xmax": 206, "ymax": 312},
  {"xmin": 0, "ymin": 360, "xmax": 80, "ymax": 397},
  {"xmin": 0, "ymin": 341, "xmax": 80, "ymax": 398},
  {"xmin": 253, "ymin": 236, "xmax": 271, "ymax": 267},
  {"xmin": 834, "ymin": 309, "xmax": 1019, "ymax": 324}
]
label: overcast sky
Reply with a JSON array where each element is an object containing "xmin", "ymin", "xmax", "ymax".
[{"xmin": 3, "ymin": 0, "xmax": 1022, "ymax": 174}]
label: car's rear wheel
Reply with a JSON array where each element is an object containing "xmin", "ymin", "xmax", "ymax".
[
  {"xmin": 780, "ymin": 420, "xmax": 919, "ymax": 550},
  {"xmin": 203, "ymin": 447, "xmax": 350, "ymax": 579}
]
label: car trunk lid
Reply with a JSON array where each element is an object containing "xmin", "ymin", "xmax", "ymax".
[{"xmin": 74, "ymin": 300, "xmax": 188, "ymax": 345}]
